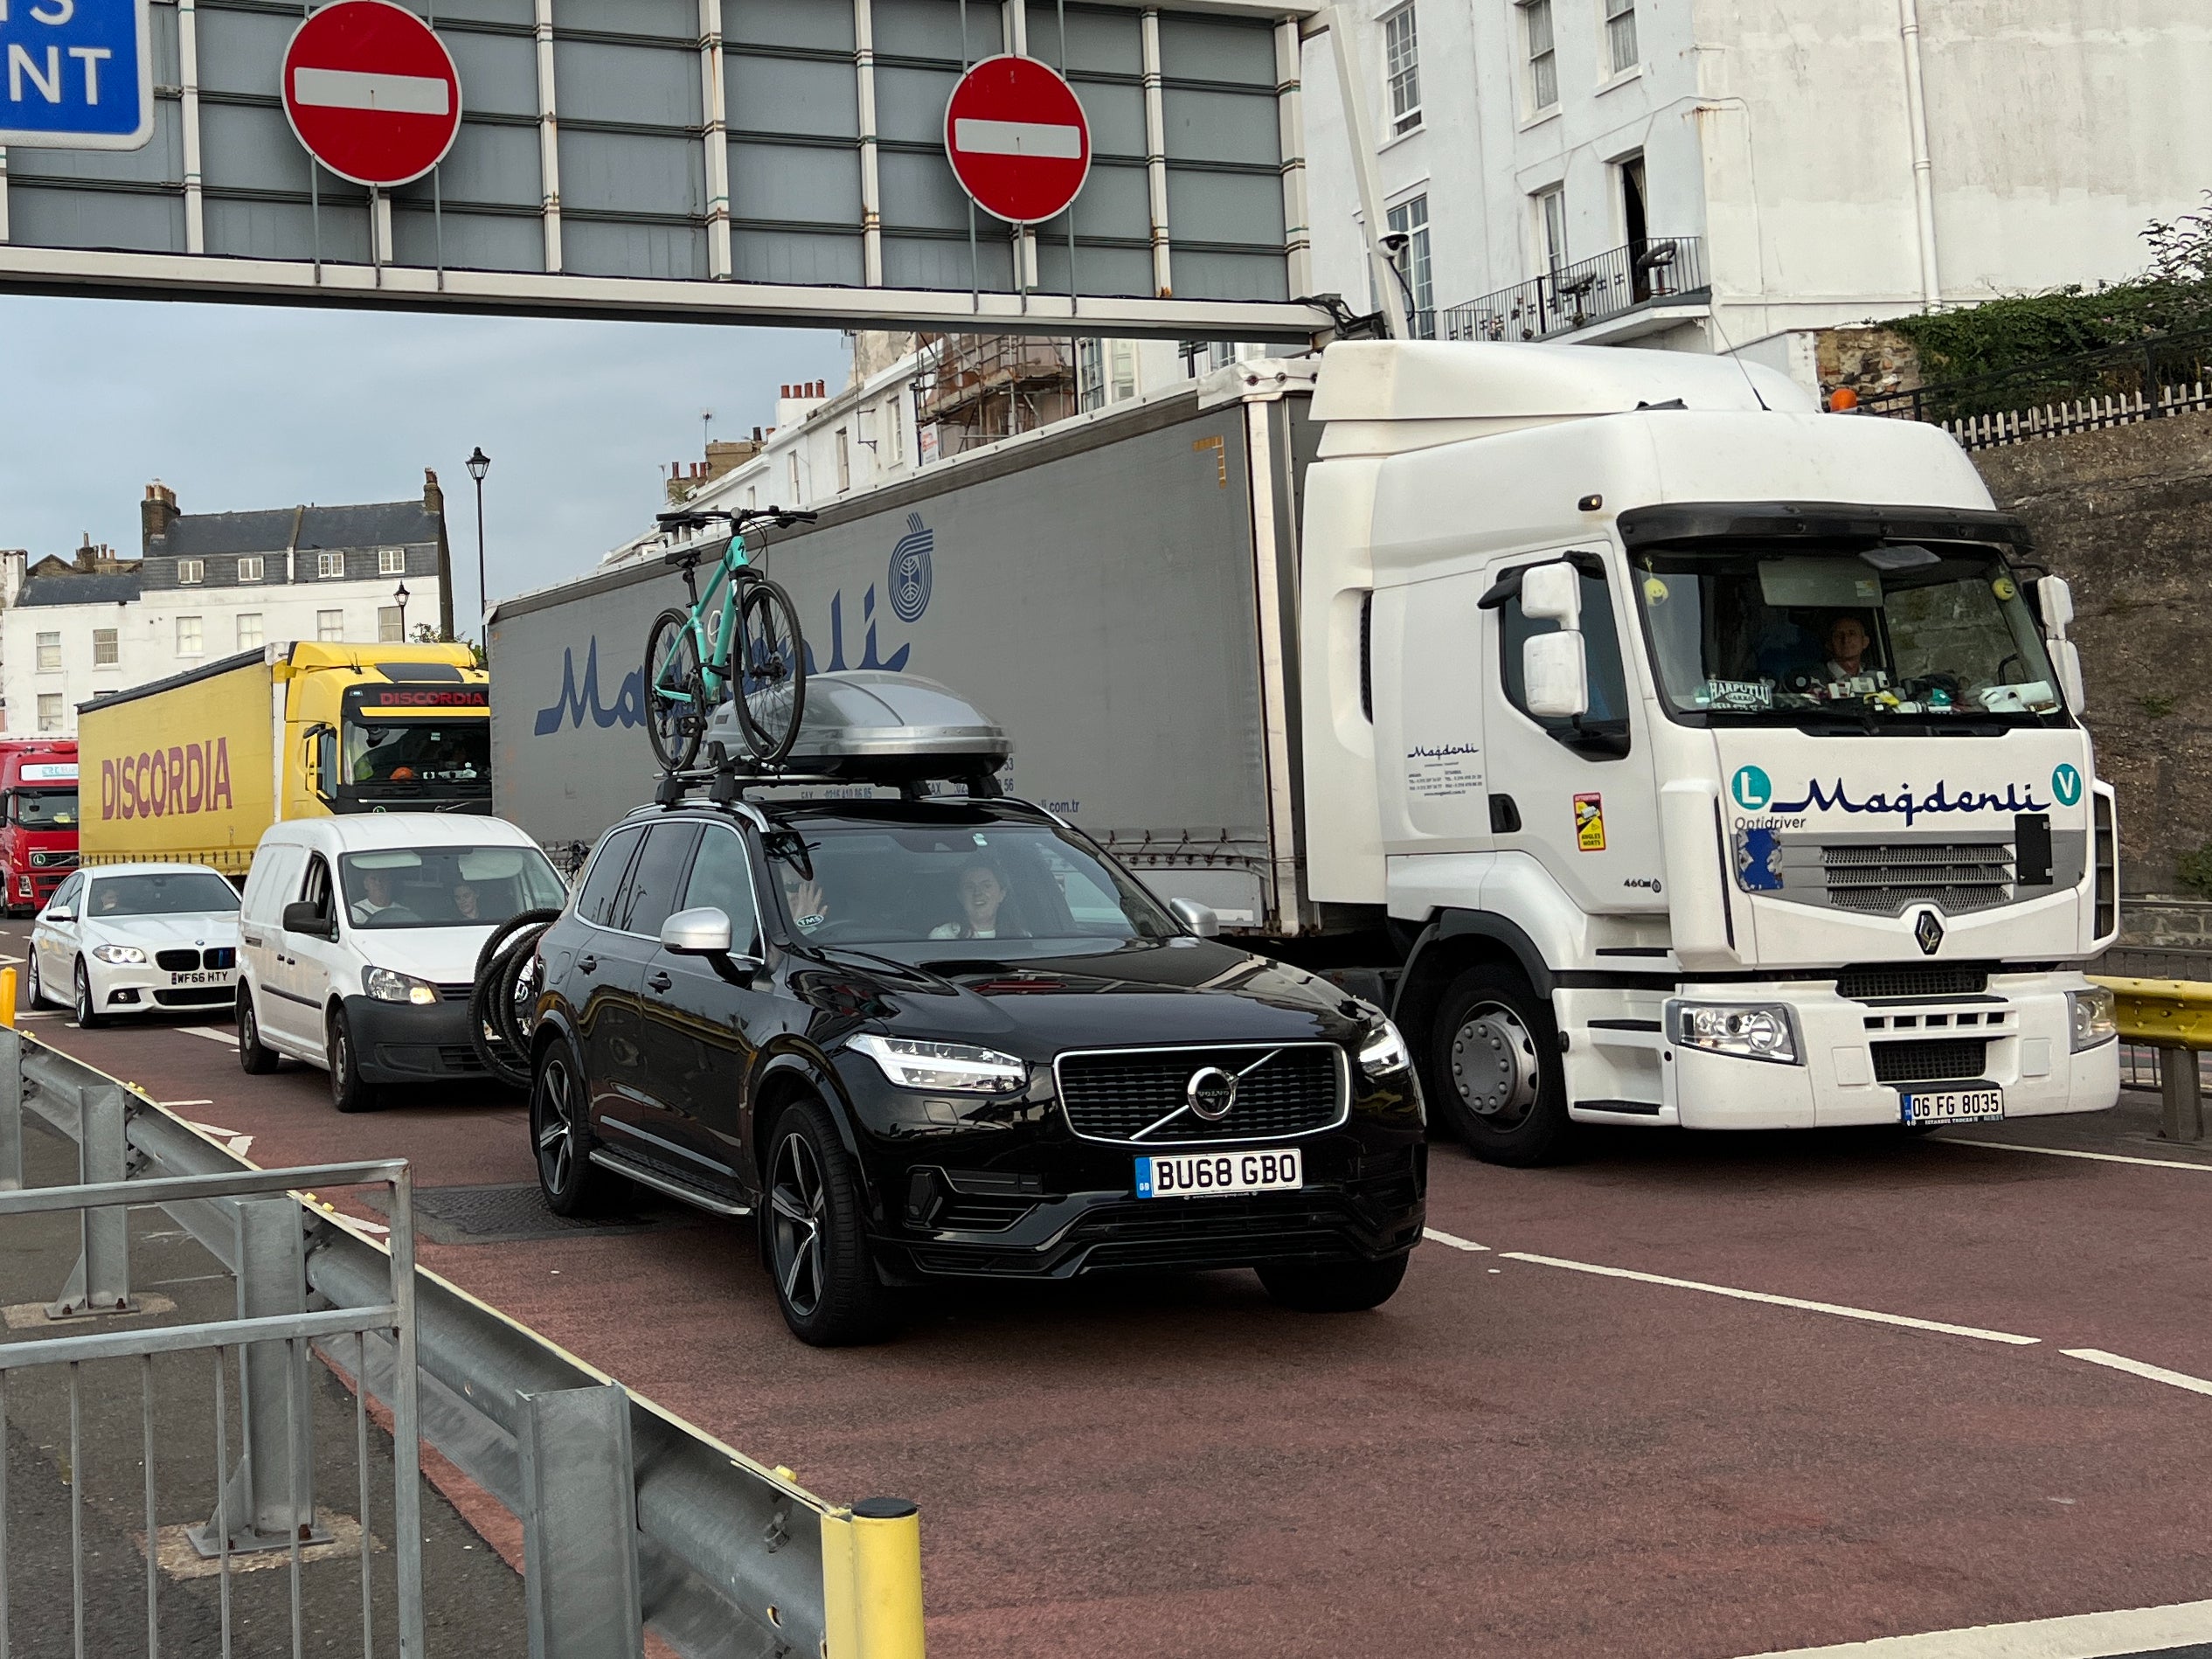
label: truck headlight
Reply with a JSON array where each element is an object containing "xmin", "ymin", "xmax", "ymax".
[
  {"xmin": 91, "ymin": 944, "xmax": 148, "ymax": 966},
  {"xmin": 1668, "ymin": 1001, "xmax": 1801, "ymax": 1065},
  {"xmin": 849, "ymin": 1034, "xmax": 1026, "ymax": 1093},
  {"xmin": 364, "ymin": 967, "xmax": 440, "ymax": 1005},
  {"xmin": 2068, "ymin": 987, "xmax": 2117, "ymax": 1052},
  {"xmin": 1356, "ymin": 1018, "xmax": 1413, "ymax": 1078}
]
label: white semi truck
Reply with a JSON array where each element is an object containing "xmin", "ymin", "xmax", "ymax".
[{"xmin": 490, "ymin": 339, "xmax": 2122, "ymax": 1163}]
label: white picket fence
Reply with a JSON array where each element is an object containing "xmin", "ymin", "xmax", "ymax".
[{"xmin": 1936, "ymin": 378, "xmax": 2212, "ymax": 450}]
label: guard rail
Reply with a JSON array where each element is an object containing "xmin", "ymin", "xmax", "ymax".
[{"xmin": 2091, "ymin": 975, "xmax": 2211, "ymax": 1145}]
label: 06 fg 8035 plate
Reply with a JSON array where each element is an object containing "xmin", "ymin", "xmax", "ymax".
[
  {"xmin": 1899, "ymin": 1087, "xmax": 2003, "ymax": 1126},
  {"xmin": 1135, "ymin": 1148, "xmax": 1301, "ymax": 1199}
]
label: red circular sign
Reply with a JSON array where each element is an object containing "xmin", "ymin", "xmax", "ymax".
[
  {"xmin": 281, "ymin": 0, "xmax": 461, "ymax": 189},
  {"xmin": 943, "ymin": 55, "xmax": 1091, "ymax": 226}
]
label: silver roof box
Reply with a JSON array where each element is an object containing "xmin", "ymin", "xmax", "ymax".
[{"xmin": 706, "ymin": 670, "xmax": 1013, "ymax": 783}]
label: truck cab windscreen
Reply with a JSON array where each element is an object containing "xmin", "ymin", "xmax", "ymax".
[
  {"xmin": 13, "ymin": 790, "xmax": 78, "ymax": 828},
  {"xmin": 1633, "ymin": 541, "xmax": 2065, "ymax": 728},
  {"xmin": 345, "ymin": 721, "xmax": 489, "ymax": 788}
]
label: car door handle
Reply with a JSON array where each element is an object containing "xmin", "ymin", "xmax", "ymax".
[
  {"xmin": 647, "ymin": 970, "xmax": 672, "ymax": 993},
  {"xmin": 578, "ymin": 954, "xmax": 598, "ymax": 975}
]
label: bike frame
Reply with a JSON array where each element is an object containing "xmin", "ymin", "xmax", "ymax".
[{"xmin": 656, "ymin": 535, "xmax": 754, "ymax": 706}]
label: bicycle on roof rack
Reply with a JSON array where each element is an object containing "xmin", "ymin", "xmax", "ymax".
[{"xmin": 643, "ymin": 504, "xmax": 817, "ymax": 772}]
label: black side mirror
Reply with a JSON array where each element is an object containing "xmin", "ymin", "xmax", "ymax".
[{"xmin": 282, "ymin": 900, "xmax": 335, "ymax": 940}]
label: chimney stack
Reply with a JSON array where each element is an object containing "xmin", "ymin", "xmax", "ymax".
[
  {"xmin": 422, "ymin": 467, "xmax": 444, "ymax": 517},
  {"xmin": 140, "ymin": 480, "xmax": 179, "ymax": 554}
]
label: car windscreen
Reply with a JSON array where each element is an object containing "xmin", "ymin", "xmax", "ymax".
[
  {"xmin": 343, "ymin": 720, "xmax": 489, "ymax": 787},
  {"xmin": 1632, "ymin": 540, "xmax": 2065, "ymax": 728},
  {"xmin": 14, "ymin": 790, "xmax": 77, "ymax": 828},
  {"xmin": 339, "ymin": 846, "xmax": 567, "ymax": 929},
  {"xmin": 86, "ymin": 872, "xmax": 239, "ymax": 917},
  {"xmin": 763, "ymin": 820, "xmax": 1178, "ymax": 949}
]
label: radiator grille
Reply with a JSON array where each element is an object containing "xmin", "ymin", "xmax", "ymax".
[
  {"xmin": 1836, "ymin": 965, "xmax": 1990, "ymax": 1001},
  {"xmin": 153, "ymin": 947, "xmax": 236, "ymax": 972},
  {"xmin": 1056, "ymin": 1045, "xmax": 1344, "ymax": 1144},
  {"xmin": 153, "ymin": 986, "xmax": 235, "ymax": 1008},
  {"xmin": 1822, "ymin": 843, "xmax": 2013, "ymax": 914},
  {"xmin": 1873, "ymin": 1038, "xmax": 1989, "ymax": 1085}
]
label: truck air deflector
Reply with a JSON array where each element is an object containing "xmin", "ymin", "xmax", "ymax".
[{"xmin": 1616, "ymin": 502, "xmax": 2032, "ymax": 550}]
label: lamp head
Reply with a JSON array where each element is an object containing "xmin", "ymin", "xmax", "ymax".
[{"xmin": 466, "ymin": 447, "xmax": 490, "ymax": 483}]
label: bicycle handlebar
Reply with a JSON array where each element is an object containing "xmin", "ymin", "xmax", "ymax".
[{"xmin": 655, "ymin": 504, "xmax": 821, "ymax": 534}]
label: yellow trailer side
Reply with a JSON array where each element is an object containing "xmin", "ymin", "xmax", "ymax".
[{"xmin": 78, "ymin": 653, "xmax": 274, "ymax": 875}]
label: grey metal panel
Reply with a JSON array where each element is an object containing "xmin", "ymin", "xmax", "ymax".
[
  {"xmin": 1160, "ymin": 246, "xmax": 1286, "ymax": 301},
  {"xmin": 726, "ymin": 52, "xmax": 857, "ymax": 137},
  {"xmin": 870, "ymin": 60, "xmax": 960, "ymax": 148},
  {"xmin": 880, "ymin": 226, "xmax": 1011, "ymax": 290},
  {"xmin": 205, "ymin": 193, "xmax": 376, "ymax": 263},
  {"xmin": 730, "ymin": 141, "xmax": 861, "ymax": 223},
  {"xmin": 1161, "ymin": 85, "xmax": 1279, "ymax": 166},
  {"xmin": 195, "ymin": 3, "xmax": 292, "ymax": 98},
  {"xmin": 563, "ymin": 216, "xmax": 708, "ymax": 279},
  {"xmin": 8, "ymin": 97, "xmax": 183, "ymax": 187},
  {"xmin": 727, "ymin": 0, "xmax": 855, "ymax": 53},
  {"xmin": 422, "ymin": 119, "xmax": 544, "ymax": 208},
  {"xmin": 558, "ymin": 0, "xmax": 697, "ymax": 39},
  {"xmin": 1034, "ymin": 238, "xmax": 1150, "ymax": 299},
  {"xmin": 552, "ymin": 38, "xmax": 701, "ymax": 128},
  {"xmin": 6, "ymin": 181, "xmax": 183, "ymax": 252},
  {"xmin": 871, "ymin": 136, "xmax": 969, "ymax": 231},
  {"xmin": 559, "ymin": 129, "xmax": 703, "ymax": 215},
  {"xmin": 1167, "ymin": 164, "xmax": 1283, "ymax": 246},
  {"xmin": 442, "ymin": 28, "xmax": 544, "ymax": 120},
  {"xmin": 870, "ymin": 0, "xmax": 999, "ymax": 65},
  {"xmin": 392, "ymin": 205, "xmax": 548, "ymax": 270},
  {"xmin": 433, "ymin": 0, "xmax": 538, "ymax": 24},
  {"xmin": 1154, "ymin": 10, "xmax": 1275, "ymax": 82},
  {"xmin": 1071, "ymin": 77, "xmax": 1146, "ymax": 156},
  {"xmin": 731, "ymin": 226, "xmax": 863, "ymax": 284},
  {"xmin": 198, "ymin": 100, "xmax": 318, "ymax": 196},
  {"xmin": 1049, "ymin": 6, "xmax": 1142, "ymax": 74},
  {"xmin": 1062, "ymin": 155, "xmax": 1146, "ymax": 228}
]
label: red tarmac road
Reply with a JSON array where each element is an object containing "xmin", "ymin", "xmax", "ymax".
[{"xmin": 10, "ymin": 928, "xmax": 2209, "ymax": 1659}]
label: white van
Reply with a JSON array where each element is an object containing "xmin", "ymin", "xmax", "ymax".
[{"xmin": 236, "ymin": 813, "xmax": 568, "ymax": 1111}]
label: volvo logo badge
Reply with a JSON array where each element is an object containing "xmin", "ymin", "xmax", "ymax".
[
  {"xmin": 1185, "ymin": 1066, "xmax": 1238, "ymax": 1121},
  {"xmin": 1914, "ymin": 909, "xmax": 1945, "ymax": 956}
]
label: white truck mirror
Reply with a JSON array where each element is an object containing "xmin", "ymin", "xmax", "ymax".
[
  {"xmin": 1523, "ymin": 632, "xmax": 1590, "ymax": 719},
  {"xmin": 2035, "ymin": 574, "xmax": 2074, "ymax": 637},
  {"xmin": 2054, "ymin": 639, "xmax": 2087, "ymax": 714},
  {"xmin": 1521, "ymin": 561, "xmax": 1582, "ymax": 627}
]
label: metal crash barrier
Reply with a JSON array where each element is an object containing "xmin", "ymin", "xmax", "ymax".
[
  {"xmin": 2091, "ymin": 975, "xmax": 2212, "ymax": 1145},
  {"xmin": 0, "ymin": 1023, "xmax": 926, "ymax": 1659}
]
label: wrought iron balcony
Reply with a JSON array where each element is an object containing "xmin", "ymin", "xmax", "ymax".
[{"xmin": 1432, "ymin": 235, "xmax": 1708, "ymax": 344}]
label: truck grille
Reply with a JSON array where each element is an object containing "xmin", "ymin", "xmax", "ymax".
[
  {"xmin": 1873, "ymin": 1038, "xmax": 1988, "ymax": 1085},
  {"xmin": 1822, "ymin": 843, "xmax": 2013, "ymax": 915},
  {"xmin": 1055, "ymin": 1044, "xmax": 1345, "ymax": 1144},
  {"xmin": 28, "ymin": 850, "xmax": 74, "ymax": 869},
  {"xmin": 1836, "ymin": 965, "xmax": 1990, "ymax": 1001}
]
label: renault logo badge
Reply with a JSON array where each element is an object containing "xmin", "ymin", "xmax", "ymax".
[
  {"xmin": 1185, "ymin": 1066, "xmax": 1237, "ymax": 1121},
  {"xmin": 1914, "ymin": 910, "xmax": 1945, "ymax": 956}
]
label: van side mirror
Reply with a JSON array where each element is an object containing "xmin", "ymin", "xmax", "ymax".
[
  {"xmin": 1523, "ymin": 632, "xmax": 1591, "ymax": 719},
  {"xmin": 282, "ymin": 899, "xmax": 334, "ymax": 939},
  {"xmin": 2035, "ymin": 574, "xmax": 2075, "ymax": 638},
  {"xmin": 1168, "ymin": 897, "xmax": 1222, "ymax": 937}
]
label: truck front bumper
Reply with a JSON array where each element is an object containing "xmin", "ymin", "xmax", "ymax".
[{"xmin": 1653, "ymin": 970, "xmax": 2120, "ymax": 1130}]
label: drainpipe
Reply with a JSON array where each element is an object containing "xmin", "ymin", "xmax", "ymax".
[
  {"xmin": 1897, "ymin": 0, "xmax": 1940, "ymax": 307},
  {"xmin": 1321, "ymin": 5, "xmax": 1408, "ymax": 338}
]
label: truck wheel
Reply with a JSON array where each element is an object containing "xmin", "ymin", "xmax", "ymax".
[
  {"xmin": 760, "ymin": 1100, "xmax": 896, "ymax": 1347},
  {"xmin": 327, "ymin": 1009, "xmax": 380, "ymax": 1114},
  {"xmin": 1429, "ymin": 963, "xmax": 1576, "ymax": 1166},
  {"xmin": 72, "ymin": 960, "xmax": 104, "ymax": 1030},
  {"xmin": 237, "ymin": 989, "xmax": 280, "ymax": 1075},
  {"xmin": 1257, "ymin": 1255, "xmax": 1409, "ymax": 1312},
  {"xmin": 531, "ymin": 1037, "xmax": 614, "ymax": 1217}
]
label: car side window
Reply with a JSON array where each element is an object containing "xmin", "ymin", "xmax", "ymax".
[
  {"xmin": 680, "ymin": 827, "xmax": 762, "ymax": 954},
  {"xmin": 298, "ymin": 855, "xmax": 335, "ymax": 923},
  {"xmin": 576, "ymin": 827, "xmax": 643, "ymax": 930},
  {"xmin": 619, "ymin": 824, "xmax": 702, "ymax": 939},
  {"xmin": 50, "ymin": 873, "xmax": 81, "ymax": 912}
]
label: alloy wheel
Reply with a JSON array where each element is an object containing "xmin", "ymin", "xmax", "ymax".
[
  {"xmin": 534, "ymin": 1054, "xmax": 577, "ymax": 1196},
  {"xmin": 1448, "ymin": 1001, "xmax": 1541, "ymax": 1128},
  {"xmin": 768, "ymin": 1129, "xmax": 829, "ymax": 1319},
  {"xmin": 73, "ymin": 963, "xmax": 91, "ymax": 1026}
]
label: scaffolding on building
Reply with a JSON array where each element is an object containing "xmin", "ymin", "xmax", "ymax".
[{"xmin": 914, "ymin": 334, "xmax": 1078, "ymax": 460}]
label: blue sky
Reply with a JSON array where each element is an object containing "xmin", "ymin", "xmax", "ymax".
[{"xmin": 0, "ymin": 295, "xmax": 849, "ymax": 616}]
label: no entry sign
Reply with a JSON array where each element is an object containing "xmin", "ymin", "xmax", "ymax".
[
  {"xmin": 943, "ymin": 55, "xmax": 1091, "ymax": 226},
  {"xmin": 281, "ymin": 0, "xmax": 461, "ymax": 189}
]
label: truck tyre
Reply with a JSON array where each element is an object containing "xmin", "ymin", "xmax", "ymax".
[
  {"xmin": 237, "ymin": 989, "xmax": 280, "ymax": 1075},
  {"xmin": 1429, "ymin": 963, "xmax": 1577, "ymax": 1166},
  {"xmin": 530, "ymin": 1037, "xmax": 614, "ymax": 1217},
  {"xmin": 760, "ymin": 1100, "xmax": 896, "ymax": 1347},
  {"xmin": 72, "ymin": 960, "xmax": 104, "ymax": 1030},
  {"xmin": 1258, "ymin": 1254, "xmax": 1409, "ymax": 1312},
  {"xmin": 327, "ymin": 1008, "xmax": 380, "ymax": 1114}
]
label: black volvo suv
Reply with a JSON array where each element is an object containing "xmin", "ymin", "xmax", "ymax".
[{"xmin": 526, "ymin": 794, "xmax": 1426, "ymax": 1343}]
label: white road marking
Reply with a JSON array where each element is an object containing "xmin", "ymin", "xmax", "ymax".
[
  {"xmin": 292, "ymin": 66, "xmax": 450, "ymax": 116},
  {"xmin": 1423, "ymin": 1226, "xmax": 1489, "ymax": 1253},
  {"xmin": 157, "ymin": 1099, "xmax": 214, "ymax": 1107},
  {"xmin": 181, "ymin": 1024, "xmax": 237, "ymax": 1045},
  {"xmin": 1937, "ymin": 1137, "xmax": 2212, "ymax": 1174},
  {"xmin": 2061, "ymin": 1347, "xmax": 2212, "ymax": 1399},
  {"xmin": 952, "ymin": 117, "xmax": 1084, "ymax": 159},
  {"xmin": 1733, "ymin": 1595, "xmax": 2212, "ymax": 1656},
  {"xmin": 1499, "ymin": 1252, "xmax": 2041, "ymax": 1346},
  {"xmin": 182, "ymin": 1120, "xmax": 253, "ymax": 1159}
]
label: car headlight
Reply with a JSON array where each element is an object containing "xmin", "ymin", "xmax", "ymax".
[
  {"xmin": 2068, "ymin": 987, "xmax": 2117, "ymax": 1052},
  {"xmin": 849, "ymin": 1034, "xmax": 1026, "ymax": 1093},
  {"xmin": 1668, "ymin": 1000, "xmax": 1801, "ymax": 1065},
  {"xmin": 90, "ymin": 944, "xmax": 148, "ymax": 966},
  {"xmin": 1356, "ymin": 1018, "xmax": 1412, "ymax": 1078},
  {"xmin": 364, "ymin": 967, "xmax": 440, "ymax": 1005}
]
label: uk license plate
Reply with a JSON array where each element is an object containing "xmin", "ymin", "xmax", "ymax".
[
  {"xmin": 1899, "ymin": 1086, "xmax": 2003, "ymax": 1126},
  {"xmin": 170, "ymin": 970, "xmax": 225, "ymax": 986},
  {"xmin": 1134, "ymin": 1147, "xmax": 1302, "ymax": 1199}
]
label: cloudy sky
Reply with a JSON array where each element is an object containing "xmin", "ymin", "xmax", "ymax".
[{"xmin": 0, "ymin": 295, "xmax": 850, "ymax": 619}]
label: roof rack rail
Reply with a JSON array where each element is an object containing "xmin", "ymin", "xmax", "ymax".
[{"xmin": 653, "ymin": 753, "xmax": 1007, "ymax": 809}]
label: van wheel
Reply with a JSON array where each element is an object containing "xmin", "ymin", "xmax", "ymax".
[
  {"xmin": 73, "ymin": 960, "xmax": 104, "ymax": 1030},
  {"xmin": 237, "ymin": 989, "xmax": 280, "ymax": 1075},
  {"xmin": 1429, "ymin": 963, "xmax": 1576, "ymax": 1166},
  {"xmin": 760, "ymin": 1100, "xmax": 896, "ymax": 1347},
  {"xmin": 327, "ymin": 1009, "xmax": 379, "ymax": 1114},
  {"xmin": 1258, "ymin": 1254, "xmax": 1409, "ymax": 1312}
]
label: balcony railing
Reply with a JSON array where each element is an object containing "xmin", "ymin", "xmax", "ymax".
[{"xmin": 1433, "ymin": 235, "xmax": 1707, "ymax": 344}]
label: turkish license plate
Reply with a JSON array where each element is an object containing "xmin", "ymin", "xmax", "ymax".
[
  {"xmin": 1899, "ymin": 1086, "xmax": 2003, "ymax": 1126},
  {"xmin": 170, "ymin": 970, "xmax": 226, "ymax": 986},
  {"xmin": 1134, "ymin": 1147, "xmax": 1302, "ymax": 1199}
]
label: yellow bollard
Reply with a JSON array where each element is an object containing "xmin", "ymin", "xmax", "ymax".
[
  {"xmin": 822, "ymin": 1497, "xmax": 925, "ymax": 1659},
  {"xmin": 0, "ymin": 965, "xmax": 17, "ymax": 1029}
]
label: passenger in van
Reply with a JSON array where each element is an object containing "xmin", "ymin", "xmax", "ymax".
[
  {"xmin": 452, "ymin": 882, "xmax": 482, "ymax": 921},
  {"xmin": 931, "ymin": 862, "xmax": 1023, "ymax": 941}
]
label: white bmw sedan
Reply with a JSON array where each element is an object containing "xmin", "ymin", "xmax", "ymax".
[{"xmin": 28, "ymin": 864, "xmax": 242, "ymax": 1028}]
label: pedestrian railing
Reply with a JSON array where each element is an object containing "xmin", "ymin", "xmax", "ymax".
[{"xmin": 0, "ymin": 1023, "xmax": 926, "ymax": 1659}]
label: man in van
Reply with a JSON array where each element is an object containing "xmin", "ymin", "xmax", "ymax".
[{"xmin": 350, "ymin": 863, "xmax": 421, "ymax": 927}]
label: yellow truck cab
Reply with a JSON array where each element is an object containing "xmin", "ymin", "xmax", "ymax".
[{"xmin": 79, "ymin": 641, "xmax": 490, "ymax": 875}]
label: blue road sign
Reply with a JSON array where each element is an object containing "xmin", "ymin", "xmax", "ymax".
[{"xmin": 1, "ymin": 0, "xmax": 154, "ymax": 149}]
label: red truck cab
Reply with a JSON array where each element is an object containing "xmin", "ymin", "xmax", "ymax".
[{"xmin": 0, "ymin": 740, "xmax": 80, "ymax": 917}]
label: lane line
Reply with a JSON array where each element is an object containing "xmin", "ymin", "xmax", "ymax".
[
  {"xmin": 1937, "ymin": 1137, "xmax": 2212, "ymax": 1174},
  {"xmin": 1733, "ymin": 1596, "xmax": 2212, "ymax": 1656},
  {"xmin": 1498, "ymin": 1252, "xmax": 2041, "ymax": 1346},
  {"xmin": 157, "ymin": 1099, "xmax": 215, "ymax": 1107},
  {"xmin": 1423, "ymin": 1226, "xmax": 1489, "ymax": 1253},
  {"xmin": 180, "ymin": 1025, "xmax": 237, "ymax": 1045},
  {"xmin": 2061, "ymin": 1348, "xmax": 2212, "ymax": 1399}
]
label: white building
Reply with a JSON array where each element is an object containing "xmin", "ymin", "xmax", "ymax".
[
  {"xmin": 1301, "ymin": 0, "xmax": 2212, "ymax": 380},
  {"xmin": 3, "ymin": 480, "xmax": 453, "ymax": 737}
]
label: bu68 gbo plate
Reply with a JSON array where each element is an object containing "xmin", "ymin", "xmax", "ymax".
[{"xmin": 1135, "ymin": 1148, "xmax": 1301, "ymax": 1199}]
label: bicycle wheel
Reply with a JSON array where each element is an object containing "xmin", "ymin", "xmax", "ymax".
[
  {"xmin": 643, "ymin": 607, "xmax": 707, "ymax": 772},
  {"xmin": 732, "ymin": 579, "xmax": 808, "ymax": 765}
]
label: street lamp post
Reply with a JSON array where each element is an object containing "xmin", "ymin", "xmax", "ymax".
[
  {"xmin": 394, "ymin": 581, "xmax": 412, "ymax": 641},
  {"xmin": 466, "ymin": 446, "xmax": 491, "ymax": 636}
]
